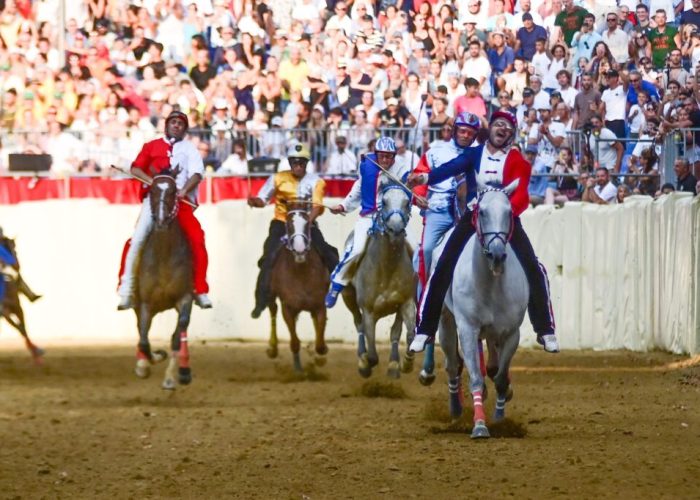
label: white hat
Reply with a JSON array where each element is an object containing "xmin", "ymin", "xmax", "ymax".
[
  {"xmin": 537, "ymin": 102, "xmax": 552, "ymax": 111},
  {"xmin": 368, "ymin": 54, "xmax": 384, "ymax": 65},
  {"xmin": 271, "ymin": 116, "xmax": 283, "ymax": 127},
  {"xmin": 387, "ymin": 97, "xmax": 399, "ymax": 106},
  {"xmin": 213, "ymin": 98, "xmax": 229, "ymax": 110}
]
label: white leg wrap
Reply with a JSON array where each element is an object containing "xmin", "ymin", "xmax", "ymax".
[{"xmin": 118, "ymin": 199, "xmax": 154, "ymax": 297}]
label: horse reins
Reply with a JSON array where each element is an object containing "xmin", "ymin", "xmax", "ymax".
[{"xmin": 471, "ymin": 187, "xmax": 514, "ymax": 255}]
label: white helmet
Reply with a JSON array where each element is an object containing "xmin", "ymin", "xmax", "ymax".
[{"xmin": 375, "ymin": 136, "xmax": 397, "ymax": 154}]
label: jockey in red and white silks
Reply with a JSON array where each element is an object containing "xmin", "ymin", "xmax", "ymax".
[
  {"xmin": 117, "ymin": 111, "xmax": 212, "ymax": 310},
  {"xmin": 407, "ymin": 110, "xmax": 559, "ymax": 354},
  {"xmin": 324, "ymin": 136, "xmax": 412, "ymax": 308},
  {"xmin": 412, "ymin": 112, "xmax": 481, "ymax": 296}
]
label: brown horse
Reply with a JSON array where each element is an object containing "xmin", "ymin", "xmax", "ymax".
[
  {"xmin": 1, "ymin": 237, "xmax": 44, "ymax": 364},
  {"xmin": 132, "ymin": 171, "xmax": 194, "ymax": 390},
  {"xmin": 267, "ymin": 199, "xmax": 330, "ymax": 371}
]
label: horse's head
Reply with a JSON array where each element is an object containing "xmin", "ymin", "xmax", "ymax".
[
  {"xmin": 149, "ymin": 168, "xmax": 180, "ymax": 230},
  {"xmin": 472, "ymin": 179, "xmax": 519, "ymax": 275},
  {"xmin": 378, "ymin": 183, "xmax": 412, "ymax": 239},
  {"xmin": 284, "ymin": 198, "xmax": 312, "ymax": 263}
]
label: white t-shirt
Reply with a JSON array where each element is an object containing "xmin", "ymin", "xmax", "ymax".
[
  {"xmin": 531, "ymin": 52, "xmax": 551, "ymax": 79},
  {"xmin": 559, "ymin": 86, "xmax": 579, "ymax": 109},
  {"xmin": 628, "ymin": 104, "xmax": 645, "ymax": 134},
  {"xmin": 601, "ymin": 85, "xmax": 627, "ymax": 121},
  {"xmin": 594, "ymin": 181, "xmax": 618, "ymax": 203},
  {"xmin": 529, "ymin": 120, "xmax": 567, "ymax": 163},
  {"xmin": 589, "ymin": 127, "xmax": 620, "ymax": 170}
]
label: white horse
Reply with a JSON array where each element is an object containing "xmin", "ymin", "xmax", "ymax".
[{"xmin": 437, "ymin": 179, "xmax": 528, "ymax": 438}]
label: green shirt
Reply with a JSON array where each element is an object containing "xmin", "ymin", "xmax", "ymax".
[
  {"xmin": 555, "ymin": 7, "xmax": 589, "ymax": 47},
  {"xmin": 648, "ymin": 26, "xmax": 678, "ymax": 69}
]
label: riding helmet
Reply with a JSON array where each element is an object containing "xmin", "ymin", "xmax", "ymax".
[
  {"xmin": 453, "ymin": 112, "xmax": 480, "ymax": 131},
  {"xmin": 287, "ymin": 143, "xmax": 311, "ymax": 161},
  {"xmin": 375, "ymin": 136, "xmax": 397, "ymax": 154},
  {"xmin": 165, "ymin": 110, "xmax": 189, "ymax": 131},
  {"xmin": 489, "ymin": 110, "xmax": 517, "ymax": 130}
]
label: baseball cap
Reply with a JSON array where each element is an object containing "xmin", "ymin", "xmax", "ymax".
[
  {"xmin": 537, "ymin": 102, "xmax": 552, "ymax": 111},
  {"xmin": 522, "ymin": 88, "xmax": 534, "ymax": 97},
  {"xmin": 525, "ymin": 145, "xmax": 538, "ymax": 154},
  {"xmin": 271, "ymin": 116, "xmax": 283, "ymax": 127},
  {"xmin": 606, "ymin": 69, "xmax": 619, "ymax": 77},
  {"xmin": 213, "ymin": 98, "xmax": 229, "ymax": 110}
]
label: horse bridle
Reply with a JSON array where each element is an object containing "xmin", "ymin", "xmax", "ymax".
[
  {"xmin": 471, "ymin": 187, "xmax": 514, "ymax": 256},
  {"xmin": 376, "ymin": 184, "xmax": 412, "ymax": 233},
  {"xmin": 285, "ymin": 207, "xmax": 311, "ymax": 254},
  {"xmin": 151, "ymin": 174, "xmax": 179, "ymax": 224}
]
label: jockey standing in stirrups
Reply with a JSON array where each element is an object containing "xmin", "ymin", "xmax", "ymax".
[
  {"xmin": 324, "ymin": 136, "xmax": 412, "ymax": 307},
  {"xmin": 407, "ymin": 110, "xmax": 560, "ymax": 354},
  {"xmin": 248, "ymin": 143, "xmax": 339, "ymax": 318},
  {"xmin": 117, "ymin": 110, "xmax": 212, "ymax": 310},
  {"xmin": 412, "ymin": 112, "xmax": 481, "ymax": 296}
]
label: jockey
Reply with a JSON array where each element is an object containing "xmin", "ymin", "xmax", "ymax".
[
  {"xmin": 117, "ymin": 110, "xmax": 212, "ymax": 310},
  {"xmin": 0, "ymin": 228, "xmax": 40, "ymax": 303},
  {"xmin": 407, "ymin": 110, "xmax": 559, "ymax": 354},
  {"xmin": 412, "ymin": 112, "xmax": 481, "ymax": 295},
  {"xmin": 325, "ymin": 136, "xmax": 412, "ymax": 308},
  {"xmin": 0, "ymin": 240, "xmax": 17, "ymax": 308},
  {"xmin": 248, "ymin": 143, "xmax": 339, "ymax": 318}
]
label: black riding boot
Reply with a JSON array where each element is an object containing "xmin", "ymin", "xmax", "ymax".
[
  {"xmin": 509, "ymin": 218, "xmax": 556, "ymax": 336},
  {"xmin": 311, "ymin": 225, "xmax": 339, "ymax": 273},
  {"xmin": 414, "ymin": 209, "xmax": 476, "ymax": 340},
  {"xmin": 252, "ymin": 221, "xmax": 286, "ymax": 318}
]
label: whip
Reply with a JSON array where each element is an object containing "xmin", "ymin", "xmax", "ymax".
[{"xmin": 110, "ymin": 165, "xmax": 198, "ymax": 209}]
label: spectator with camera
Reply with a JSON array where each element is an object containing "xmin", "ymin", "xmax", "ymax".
[
  {"xmin": 582, "ymin": 166, "xmax": 618, "ymax": 204},
  {"xmin": 587, "ymin": 114, "xmax": 624, "ymax": 173}
]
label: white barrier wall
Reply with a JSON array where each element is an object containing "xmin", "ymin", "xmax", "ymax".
[{"xmin": 1, "ymin": 194, "xmax": 698, "ymax": 354}]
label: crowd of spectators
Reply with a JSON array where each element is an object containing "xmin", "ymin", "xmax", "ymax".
[{"xmin": 0, "ymin": 0, "xmax": 698, "ymax": 199}]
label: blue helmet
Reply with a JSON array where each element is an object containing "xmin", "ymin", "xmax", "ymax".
[
  {"xmin": 375, "ymin": 136, "xmax": 397, "ymax": 154},
  {"xmin": 453, "ymin": 112, "xmax": 480, "ymax": 134}
]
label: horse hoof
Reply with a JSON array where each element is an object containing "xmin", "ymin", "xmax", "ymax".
[
  {"xmin": 162, "ymin": 378, "xmax": 176, "ymax": 391},
  {"xmin": 493, "ymin": 409, "xmax": 505, "ymax": 422},
  {"xmin": 368, "ymin": 356, "xmax": 379, "ymax": 368},
  {"xmin": 178, "ymin": 367, "xmax": 192, "ymax": 385},
  {"xmin": 471, "ymin": 422, "xmax": 490, "ymax": 439},
  {"xmin": 33, "ymin": 347, "xmax": 45, "ymax": 357},
  {"xmin": 358, "ymin": 365, "xmax": 372, "ymax": 378},
  {"xmin": 505, "ymin": 387, "xmax": 513, "ymax": 402},
  {"xmin": 135, "ymin": 361, "xmax": 150, "ymax": 379},
  {"xmin": 386, "ymin": 362, "xmax": 400, "ymax": 379},
  {"xmin": 152, "ymin": 350, "xmax": 168, "ymax": 363},
  {"xmin": 266, "ymin": 346, "xmax": 278, "ymax": 359},
  {"xmin": 401, "ymin": 355, "xmax": 414, "ymax": 374},
  {"xmin": 418, "ymin": 369, "xmax": 436, "ymax": 386},
  {"xmin": 314, "ymin": 354, "xmax": 327, "ymax": 367},
  {"xmin": 316, "ymin": 345, "xmax": 329, "ymax": 356}
]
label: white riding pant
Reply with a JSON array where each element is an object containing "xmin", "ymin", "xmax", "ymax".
[
  {"xmin": 118, "ymin": 198, "xmax": 154, "ymax": 297},
  {"xmin": 330, "ymin": 216, "xmax": 373, "ymax": 287}
]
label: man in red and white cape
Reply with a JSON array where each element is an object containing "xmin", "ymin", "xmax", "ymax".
[
  {"xmin": 117, "ymin": 110, "xmax": 212, "ymax": 310},
  {"xmin": 407, "ymin": 110, "xmax": 559, "ymax": 354}
]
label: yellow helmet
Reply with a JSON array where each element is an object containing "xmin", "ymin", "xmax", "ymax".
[{"xmin": 287, "ymin": 143, "xmax": 311, "ymax": 161}]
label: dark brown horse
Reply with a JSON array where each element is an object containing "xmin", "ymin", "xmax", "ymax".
[
  {"xmin": 267, "ymin": 199, "xmax": 330, "ymax": 371},
  {"xmin": 1, "ymin": 237, "xmax": 44, "ymax": 364},
  {"xmin": 132, "ymin": 171, "xmax": 194, "ymax": 390}
]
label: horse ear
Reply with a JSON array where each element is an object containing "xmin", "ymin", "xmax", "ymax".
[{"xmin": 504, "ymin": 178, "xmax": 520, "ymax": 196}]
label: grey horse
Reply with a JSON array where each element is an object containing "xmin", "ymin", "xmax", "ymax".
[
  {"xmin": 341, "ymin": 184, "xmax": 417, "ymax": 378},
  {"xmin": 437, "ymin": 180, "xmax": 528, "ymax": 438}
]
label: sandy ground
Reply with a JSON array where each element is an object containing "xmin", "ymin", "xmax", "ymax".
[{"xmin": 1, "ymin": 341, "xmax": 699, "ymax": 499}]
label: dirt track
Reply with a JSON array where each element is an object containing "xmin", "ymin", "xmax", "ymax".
[{"xmin": 1, "ymin": 342, "xmax": 699, "ymax": 499}]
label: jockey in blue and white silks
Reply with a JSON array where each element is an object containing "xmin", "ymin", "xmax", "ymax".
[
  {"xmin": 325, "ymin": 136, "xmax": 412, "ymax": 308},
  {"xmin": 412, "ymin": 112, "xmax": 481, "ymax": 297},
  {"xmin": 0, "ymin": 243, "xmax": 17, "ymax": 307}
]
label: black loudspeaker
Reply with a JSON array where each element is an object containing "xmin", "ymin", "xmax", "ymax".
[{"xmin": 8, "ymin": 154, "xmax": 53, "ymax": 172}]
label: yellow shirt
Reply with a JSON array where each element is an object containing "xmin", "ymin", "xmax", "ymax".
[{"xmin": 258, "ymin": 170, "xmax": 325, "ymax": 222}]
